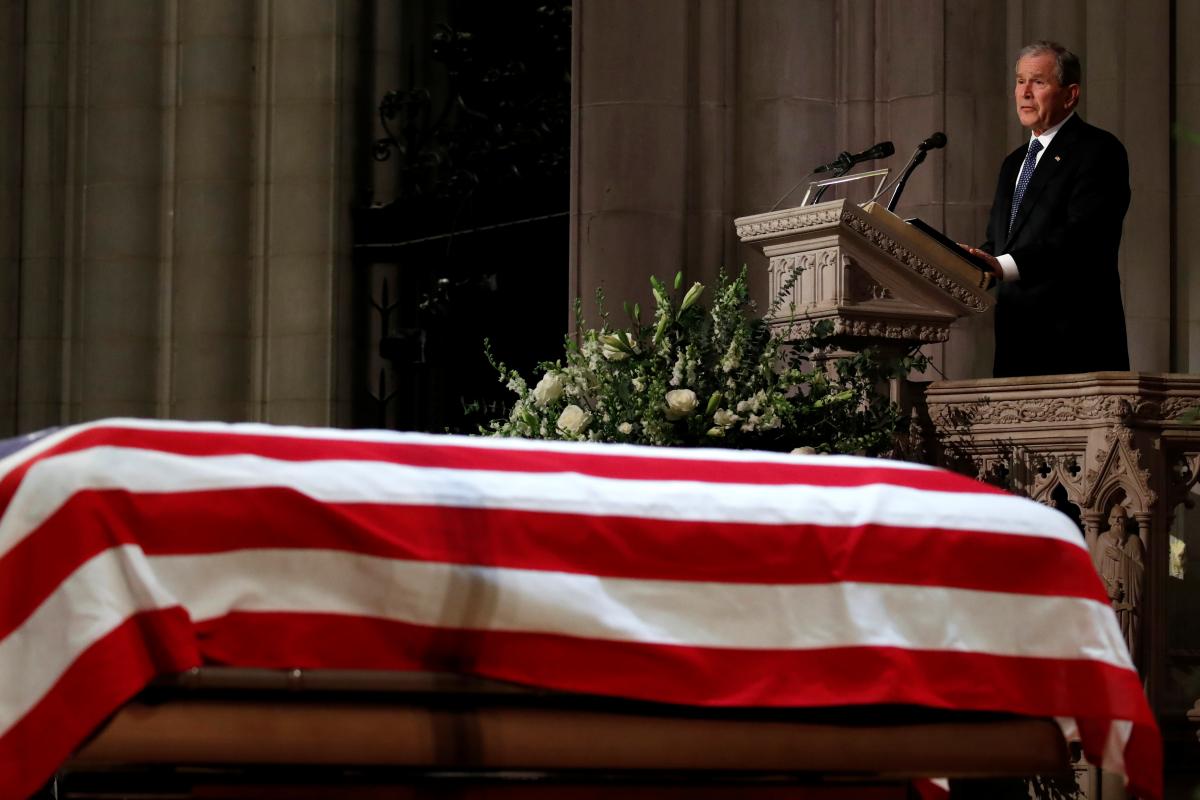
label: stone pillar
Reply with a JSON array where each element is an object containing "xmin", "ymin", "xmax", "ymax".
[
  {"xmin": 13, "ymin": 0, "xmax": 71, "ymax": 433},
  {"xmin": 733, "ymin": 0, "xmax": 836, "ymax": 308},
  {"xmin": 0, "ymin": 0, "xmax": 24, "ymax": 436},
  {"xmin": 5, "ymin": 0, "xmax": 366, "ymax": 432},
  {"xmin": 1085, "ymin": 1, "xmax": 1172, "ymax": 372},
  {"xmin": 938, "ymin": 0, "xmax": 1010, "ymax": 379},
  {"xmin": 1176, "ymin": 2, "xmax": 1200, "ymax": 372},
  {"xmin": 249, "ymin": 0, "xmax": 362, "ymax": 425},
  {"xmin": 171, "ymin": 0, "xmax": 256, "ymax": 422},
  {"xmin": 570, "ymin": 0, "xmax": 735, "ymax": 328}
]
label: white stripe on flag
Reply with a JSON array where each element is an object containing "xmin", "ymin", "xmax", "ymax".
[
  {"xmin": 0, "ymin": 545, "xmax": 178, "ymax": 732},
  {"xmin": 147, "ymin": 549, "xmax": 1131, "ymax": 666},
  {"xmin": 0, "ymin": 417, "xmax": 937, "ymax": 474},
  {"xmin": 0, "ymin": 545, "xmax": 1133, "ymax": 736},
  {"xmin": 0, "ymin": 447, "xmax": 1084, "ymax": 561}
]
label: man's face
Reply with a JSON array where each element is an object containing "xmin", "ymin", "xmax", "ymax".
[{"xmin": 1014, "ymin": 52, "xmax": 1079, "ymax": 135}]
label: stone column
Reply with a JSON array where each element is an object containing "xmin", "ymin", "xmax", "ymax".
[
  {"xmin": 1085, "ymin": 1, "xmax": 1172, "ymax": 372},
  {"xmin": 571, "ymin": 0, "xmax": 736, "ymax": 327},
  {"xmin": 0, "ymin": 0, "xmax": 24, "ymax": 436},
  {"xmin": 170, "ymin": 0, "xmax": 256, "ymax": 422},
  {"xmin": 13, "ymin": 0, "xmax": 71, "ymax": 432},
  {"xmin": 6, "ymin": 0, "xmax": 367, "ymax": 432},
  {"xmin": 69, "ymin": 0, "xmax": 170, "ymax": 421},
  {"xmin": 1176, "ymin": 2, "xmax": 1200, "ymax": 371},
  {"xmin": 734, "ymin": 0, "xmax": 837, "ymax": 309},
  {"xmin": 938, "ymin": 0, "xmax": 1010, "ymax": 379},
  {"xmin": 249, "ymin": 0, "xmax": 363, "ymax": 425}
]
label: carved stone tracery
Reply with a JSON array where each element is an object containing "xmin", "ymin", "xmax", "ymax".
[
  {"xmin": 734, "ymin": 205, "xmax": 850, "ymax": 239},
  {"xmin": 1083, "ymin": 426, "xmax": 1157, "ymax": 513},
  {"xmin": 841, "ymin": 214, "xmax": 988, "ymax": 313}
]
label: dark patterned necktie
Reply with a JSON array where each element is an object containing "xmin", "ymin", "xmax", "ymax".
[{"xmin": 1008, "ymin": 138, "xmax": 1043, "ymax": 234}]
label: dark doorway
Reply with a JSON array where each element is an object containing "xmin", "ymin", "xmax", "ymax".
[{"xmin": 354, "ymin": 1, "xmax": 571, "ymax": 433}]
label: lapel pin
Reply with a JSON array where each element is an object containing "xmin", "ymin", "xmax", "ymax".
[{"xmin": 1054, "ymin": 155, "xmax": 1061, "ymax": 162}]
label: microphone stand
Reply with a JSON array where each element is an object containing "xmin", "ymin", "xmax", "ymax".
[
  {"xmin": 810, "ymin": 159, "xmax": 853, "ymax": 205},
  {"xmin": 885, "ymin": 147, "xmax": 929, "ymax": 212}
]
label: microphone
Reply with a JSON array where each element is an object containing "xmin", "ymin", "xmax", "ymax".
[
  {"xmin": 918, "ymin": 132, "xmax": 947, "ymax": 151},
  {"xmin": 885, "ymin": 133, "xmax": 947, "ymax": 212},
  {"xmin": 813, "ymin": 141, "xmax": 895, "ymax": 173}
]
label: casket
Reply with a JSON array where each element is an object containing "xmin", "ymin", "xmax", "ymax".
[{"xmin": 0, "ymin": 420, "xmax": 1160, "ymax": 798}]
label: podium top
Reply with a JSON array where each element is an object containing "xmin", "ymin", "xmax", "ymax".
[{"xmin": 735, "ymin": 200, "xmax": 994, "ymax": 315}]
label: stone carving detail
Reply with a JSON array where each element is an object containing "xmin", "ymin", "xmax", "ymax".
[
  {"xmin": 1093, "ymin": 504, "xmax": 1145, "ymax": 663},
  {"xmin": 775, "ymin": 317, "xmax": 949, "ymax": 343},
  {"xmin": 833, "ymin": 319, "xmax": 948, "ymax": 342},
  {"xmin": 842, "ymin": 215, "xmax": 988, "ymax": 313},
  {"xmin": 927, "ymin": 395, "xmax": 1139, "ymax": 427},
  {"xmin": 1083, "ymin": 427, "xmax": 1157, "ymax": 511},
  {"xmin": 735, "ymin": 206, "xmax": 847, "ymax": 239},
  {"xmin": 1160, "ymin": 396, "xmax": 1200, "ymax": 419},
  {"xmin": 846, "ymin": 257, "xmax": 889, "ymax": 302},
  {"xmin": 768, "ymin": 252, "xmax": 819, "ymax": 308},
  {"xmin": 1026, "ymin": 452, "xmax": 1088, "ymax": 506}
]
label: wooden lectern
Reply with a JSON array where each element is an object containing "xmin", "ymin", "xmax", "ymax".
[{"xmin": 735, "ymin": 200, "xmax": 993, "ymax": 350}]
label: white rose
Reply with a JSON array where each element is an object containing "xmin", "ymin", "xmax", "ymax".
[
  {"xmin": 713, "ymin": 408, "xmax": 739, "ymax": 428},
  {"xmin": 664, "ymin": 389, "xmax": 698, "ymax": 421},
  {"xmin": 531, "ymin": 372, "xmax": 564, "ymax": 406},
  {"xmin": 618, "ymin": 422, "xmax": 634, "ymax": 435},
  {"xmin": 791, "ymin": 446, "xmax": 818, "ymax": 456},
  {"xmin": 557, "ymin": 404, "xmax": 590, "ymax": 435}
]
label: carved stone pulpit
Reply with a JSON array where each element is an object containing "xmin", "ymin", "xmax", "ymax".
[{"xmin": 735, "ymin": 199, "xmax": 992, "ymax": 350}]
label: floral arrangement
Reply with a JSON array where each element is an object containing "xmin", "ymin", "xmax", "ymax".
[{"xmin": 485, "ymin": 267, "xmax": 923, "ymax": 455}]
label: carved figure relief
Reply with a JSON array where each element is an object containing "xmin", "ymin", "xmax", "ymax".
[{"xmin": 1093, "ymin": 504, "xmax": 1145, "ymax": 663}]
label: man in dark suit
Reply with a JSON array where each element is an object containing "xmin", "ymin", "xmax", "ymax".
[{"xmin": 967, "ymin": 41, "xmax": 1130, "ymax": 378}]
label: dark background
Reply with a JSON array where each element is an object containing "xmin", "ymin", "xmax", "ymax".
[{"xmin": 353, "ymin": 1, "xmax": 571, "ymax": 432}]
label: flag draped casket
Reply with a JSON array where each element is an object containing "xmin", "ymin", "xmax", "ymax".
[{"xmin": 0, "ymin": 419, "xmax": 1161, "ymax": 798}]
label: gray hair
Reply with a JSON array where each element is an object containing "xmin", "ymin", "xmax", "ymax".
[{"xmin": 1016, "ymin": 41, "xmax": 1081, "ymax": 87}]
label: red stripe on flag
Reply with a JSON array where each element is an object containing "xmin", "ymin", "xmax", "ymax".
[
  {"xmin": 0, "ymin": 487, "xmax": 1105, "ymax": 641},
  {"xmin": 193, "ymin": 611, "xmax": 1154, "ymax": 723},
  {"xmin": 0, "ymin": 607, "xmax": 198, "ymax": 800}
]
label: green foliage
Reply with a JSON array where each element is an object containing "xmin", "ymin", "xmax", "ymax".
[{"xmin": 485, "ymin": 267, "xmax": 924, "ymax": 455}]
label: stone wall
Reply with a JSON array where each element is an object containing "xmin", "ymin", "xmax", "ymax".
[{"xmin": 0, "ymin": 0, "xmax": 371, "ymax": 434}]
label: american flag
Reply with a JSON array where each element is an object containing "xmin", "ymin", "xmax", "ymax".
[{"xmin": 0, "ymin": 419, "xmax": 1160, "ymax": 798}]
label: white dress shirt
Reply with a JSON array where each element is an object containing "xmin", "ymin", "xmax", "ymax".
[{"xmin": 997, "ymin": 111, "xmax": 1075, "ymax": 282}]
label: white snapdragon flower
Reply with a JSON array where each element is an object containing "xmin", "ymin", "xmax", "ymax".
[
  {"xmin": 670, "ymin": 352, "xmax": 686, "ymax": 387},
  {"xmin": 664, "ymin": 389, "xmax": 698, "ymax": 421}
]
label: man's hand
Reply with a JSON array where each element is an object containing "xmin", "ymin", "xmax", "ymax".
[{"xmin": 964, "ymin": 246, "xmax": 1003, "ymax": 280}]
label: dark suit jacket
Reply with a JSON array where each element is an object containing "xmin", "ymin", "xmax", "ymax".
[{"xmin": 982, "ymin": 114, "xmax": 1130, "ymax": 378}]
